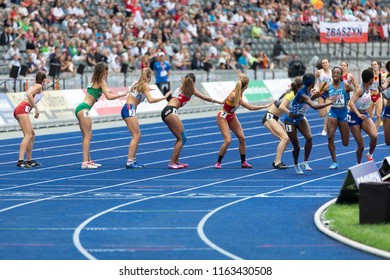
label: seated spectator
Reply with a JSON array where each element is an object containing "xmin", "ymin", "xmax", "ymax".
[
  {"xmin": 60, "ymin": 54, "xmax": 76, "ymax": 75},
  {"xmin": 191, "ymin": 51, "xmax": 204, "ymax": 70},
  {"xmin": 4, "ymin": 42, "xmax": 20, "ymax": 61},
  {"xmin": 237, "ymin": 50, "xmax": 249, "ymax": 70},
  {"xmin": 109, "ymin": 56, "xmax": 122, "ymax": 73},
  {"xmin": 272, "ymin": 38, "xmax": 289, "ymax": 68},
  {"xmin": 251, "ymin": 20, "xmax": 264, "ymax": 39},
  {"xmin": 172, "ymin": 47, "xmax": 189, "ymax": 70},
  {"xmin": 0, "ymin": 26, "xmax": 13, "ymax": 46},
  {"xmin": 8, "ymin": 54, "xmax": 21, "ymax": 70},
  {"xmin": 49, "ymin": 47, "xmax": 62, "ymax": 65},
  {"xmin": 179, "ymin": 28, "xmax": 192, "ymax": 45},
  {"xmin": 257, "ymin": 51, "xmax": 274, "ymax": 69},
  {"xmin": 26, "ymin": 55, "xmax": 38, "ymax": 74}
]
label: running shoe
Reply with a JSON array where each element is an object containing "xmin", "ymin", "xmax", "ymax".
[
  {"xmin": 294, "ymin": 164, "xmax": 304, "ymax": 175},
  {"xmin": 329, "ymin": 162, "xmax": 339, "ymax": 170},
  {"xmin": 321, "ymin": 130, "xmax": 327, "ymax": 136},
  {"xmin": 16, "ymin": 161, "xmax": 32, "ymax": 168},
  {"xmin": 241, "ymin": 161, "xmax": 252, "ymax": 168},
  {"xmin": 301, "ymin": 161, "xmax": 312, "ymax": 171},
  {"xmin": 168, "ymin": 163, "xmax": 184, "ymax": 169},
  {"xmin": 274, "ymin": 162, "xmax": 288, "ymax": 169},
  {"xmin": 365, "ymin": 153, "xmax": 373, "ymax": 162},
  {"xmin": 90, "ymin": 161, "xmax": 102, "ymax": 167},
  {"xmin": 126, "ymin": 161, "xmax": 144, "ymax": 169},
  {"xmin": 214, "ymin": 162, "xmax": 221, "ymax": 169},
  {"xmin": 176, "ymin": 162, "xmax": 189, "ymax": 168},
  {"xmin": 81, "ymin": 162, "xmax": 98, "ymax": 169},
  {"xmin": 27, "ymin": 160, "xmax": 41, "ymax": 167}
]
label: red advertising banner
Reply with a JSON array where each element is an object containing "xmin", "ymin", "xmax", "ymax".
[{"xmin": 319, "ymin": 21, "xmax": 369, "ymax": 43}]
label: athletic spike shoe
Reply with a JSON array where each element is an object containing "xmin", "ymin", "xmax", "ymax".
[
  {"xmin": 27, "ymin": 160, "xmax": 41, "ymax": 167},
  {"xmin": 176, "ymin": 162, "xmax": 189, "ymax": 168},
  {"xmin": 301, "ymin": 161, "xmax": 312, "ymax": 171},
  {"xmin": 294, "ymin": 164, "xmax": 304, "ymax": 175},
  {"xmin": 365, "ymin": 153, "xmax": 373, "ymax": 162},
  {"xmin": 329, "ymin": 162, "xmax": 339, "ymax": 170},
  {"xmin": 241, "ymin": 161, "xmax": 252, "ymax": 168},
  {"xmin": 81, "ymin": 162, "xmax": 98, "ymax": 169},
  {"xmin": 214, "ymin": 162, "xmax": 221, "ymax": 169},
  {"xmin": 17, "ymin": 161, "xmax": 32, "ymax": 168},
  {"xmin": 168, "ymin": 163, "xmax": 184, "ymax": 169},
  {"xmin": 126, "ymin": 161, "xmax": 144, "ymax": 169},
  {"xmin": 90, "ymin": 161, "xmax": 101, "ymax": 167},
  {"xmin": 274, "ymin": 162, "xmax": 288, "ymax": 169}
]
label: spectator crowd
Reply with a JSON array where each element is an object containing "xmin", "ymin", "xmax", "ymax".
[{"xmin": 0, "ymin": 0, "xmax": 389, "ymax": 77}]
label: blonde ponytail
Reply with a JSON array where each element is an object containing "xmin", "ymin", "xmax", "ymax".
[
  {"xmin": 233, "ymin": 75, "xmax": 249, "ymax": 106},
  {"xmin": 132, "ymin": 68, "xmax": 152, "ymax": 93}
]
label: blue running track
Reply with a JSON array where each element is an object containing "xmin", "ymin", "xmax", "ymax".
[{"xmin": 0, "ymin": 110, "xmax": 387, "ymax": 260}]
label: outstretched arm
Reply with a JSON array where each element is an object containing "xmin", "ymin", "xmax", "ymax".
[
  {"xmin": 101, "ymin": 80, "xmax": 127, "ymax": 100},
  {"xmin": 194, "ymin": 89, "xmax": 224, "ymax": 104},
  {"xmin": 302, "ymin": 94, "xmax": 334, "ymax": 110},
  {"xmin": 240, "ymin": 99, "xmax": 272, "ymax": 111},
  {"xmin": 144, "ymin": 84, "xmax": 171, "ymax": 103}
]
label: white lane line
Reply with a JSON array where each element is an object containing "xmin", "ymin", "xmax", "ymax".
[
  {"xmin": 0, "ymin": 120, "xmax": 346, "ymax": 179},
  {"xmin": 0, "ymin": 122, "xmax": 270, "ymax": 167},
  {"xmin": 0, "ymin": 110, "xmax": 323, "ymax": 161},
  {"xmin": 196, "ymin": 142, "xmax": 387, "ymax": 260},
  {"xmin": 72, "ymin": 141, "xmax": 386, "ymax": 260},
  {"xmin": 196, "ymin": 170, "xmax": 347, "ymax": 260}
]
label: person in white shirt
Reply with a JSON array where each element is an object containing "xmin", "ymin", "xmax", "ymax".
[
  {"xmin": 186, "ymin": 18, "xmax": 198, "ymax": 38},
  {"xmin": 4, "ymin": 42, "xmax": 20, "ymax": 60},
  {"xmin": 9, "ymin": 54, "xmax": 21, "ymax": 70},
  {"xmin": 52, "ymin": 3, "xmax": 65, "ymax": 24},
  {"xmin": 77, "ymin": 23, "xmax": 93, "ymax": 39}
]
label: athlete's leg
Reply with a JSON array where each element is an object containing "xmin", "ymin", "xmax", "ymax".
[
  {"xmin": 264, "ymin": 119, "xmax": 289, "ymax": 165},
  {"xmin": 327, "ymin": 116, "xmax": 338, "ymax": 163},
  {"xmin": 77, "ymin": 110, "xmax": 93, "ymax": 163},
  {"xmin": 361, "ymin": 118, "xmax": 378, "ymax": 156},
  {"xmin": 349, "ymin": 125, "xmax": 364, "ymax": 164},
  {"xmin": 297, "ymin": 119, "xmax": 312, "ymax": 162},
  {"xmin": 124, "ymin": 116, "xmax": 141, "ymax": 161},
  {"xmin": 15, "ymin": 114, "xmax": 34, "ymax": 162},
  {"xmin": 164, "ymin": 114, "xmax": 185, "ymax": 165}
]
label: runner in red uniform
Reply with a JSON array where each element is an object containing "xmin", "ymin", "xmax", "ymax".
[
  {"xmin": 14, "ymin": 71, "xmax": 47, "ymax": 168},
  {"xmin": 214, "ymin": 71, "xmax": 271, "ymax": 169}
]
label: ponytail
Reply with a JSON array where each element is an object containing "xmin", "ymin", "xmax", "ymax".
[
  {"xmin": 291, "ymin": 77, "xmax": 302, "ymax": 95},
  {"xmin": 233, "ymin": 74, "xmax": 249, "ymax": 106},
  {"xmin": 181, "ymin": 76, "xmax": 195, "ymax": 97},
  {"xmin": 132, "ymin": 68, "xmax": 152, "ymax": 93}
]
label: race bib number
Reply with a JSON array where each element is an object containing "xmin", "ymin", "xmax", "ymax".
[
  {"xmin": 160, "ymin": 70, "xmax": 167, "ymax": 77},
  {"xmin": 83, "ymin": 110, "xmax": 91, "ymax": 117},
  {"xmin": 333, "ymin": 95, "xmax": 345, "ymax": 107},
  {"xmin": 346, "ymin": 114, "xmax": 351, "ymax": 123},
  {"xmin": 219, "ymin": 111, "xmax": 228, "ymax": 119},
  {"xmin": 285, "ymin": 124, "xmax": 292, "ymax": 132},
  {"xmin": 172, "ymin": 108, "xmax": 178, "ymax": 115},
  {"xmin": 266, "ymin": 112, "xmax": 274, "ymax": 120},
  {"xmin": 128, "ymin": 108, "xmax": 136, "ymax": 117},
  {"xmin": 25, "ymin": 106, "xmax": 31, "ymax": 113}
]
